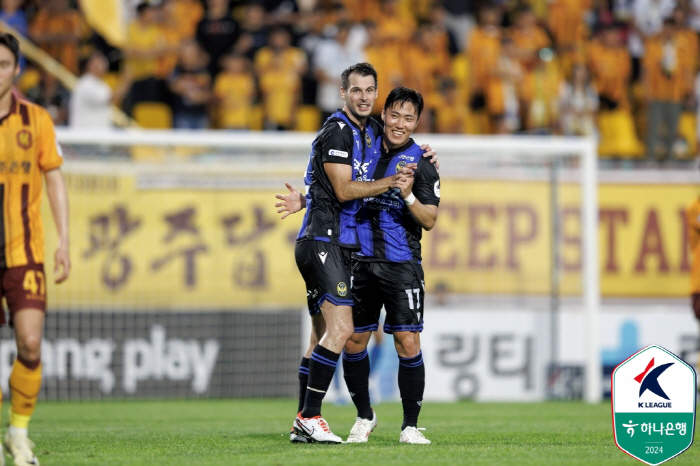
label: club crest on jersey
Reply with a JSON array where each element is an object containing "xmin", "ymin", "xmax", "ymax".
[
  {"xmin": 16, "ymin": 130, "xmax": 32, "ymax": 149},
  {"xmin": 337, "ymin": 282, "xmax": 347, "ymax": 297},
  {"xmin": 365, "ymin": 133, "xmax": 372, "ymax": 147},
  {"xmin": 396, "ymin": 161, "xmax": 407, "ymax": 173}
]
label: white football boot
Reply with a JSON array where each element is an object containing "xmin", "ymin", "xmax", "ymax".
[
  {"xmin": 293, "ymin": 414, "xmax": 342, "ymax": 444},
  {"xmin": 290, "ymin": 420, "xmax": 310, "ymax": 443},
  {"xmin": 346, "ymin": 409, "xmax": 378, "ymax": 443},
  {"xmin": 399, "ymin": 426, "xmax": 431, "ymax": 444},
  {"xmin": 4, "ymin": 430, "xmax": 39, "ymax": 465}
]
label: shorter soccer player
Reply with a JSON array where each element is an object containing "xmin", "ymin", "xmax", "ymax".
[{"xmin": 343, "ymin": 87, "xmax": 439, "ymax": 444}]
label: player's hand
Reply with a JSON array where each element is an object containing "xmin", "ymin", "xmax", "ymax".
[
  {"xmin": 275, "ymin": 182, "xmax": 304, "ymax": 219},
  {"xmin": 396, "ymin": 163, "xmax": 417, "ymax": 177},
  {"xmin": 420, "ymin": 143, "xmax": 439, "ymax": 172},
  {"xmin": 396, "ymin": 175, "xmax": 415, "ymax": 200},
  {"xmin": 54, "ymin": 243, "xmax": 70, "ymax": 284}
]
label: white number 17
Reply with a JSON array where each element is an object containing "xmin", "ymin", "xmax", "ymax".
[{"xmin": 404, "ymin": 288, "xmax": 421, "ymax": 310}]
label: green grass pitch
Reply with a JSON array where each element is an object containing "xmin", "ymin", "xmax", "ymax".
[{"xmin": 11, "ymin": 399, "xmax": 698, "ymax": 465}]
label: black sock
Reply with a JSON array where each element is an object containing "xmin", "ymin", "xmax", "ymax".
[
  {"xmin": 301, "ymin": 345, "xmax": 340, "ymax": 418},
  {"xmin": 297, "ymin": 357, "xmax": 310, "ymax": 414},
  {"xmin": 343, "ymin": 349, "xmax": 373, "ymax": 420},
  {"xmin": 398, "ymin": 351, "xmax": 425, "ymax": 430}
]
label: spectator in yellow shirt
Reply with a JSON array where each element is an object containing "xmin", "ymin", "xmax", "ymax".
[
  {"xmin": 588, "ymin": 25, "xmax": 632, "ymax": 111},
  {"xmin": 122, "ymin": 2, "xmax": 171, "ymax": 115},
  {"xmin": 259, "ymin": 53, "xmax": 300, "ymax": 130},
  {"xmin": 467, "ymin": 6, "xmax": 502, "ymax": 122},
  {"xmin": 435, "ymin": 78, "xmax": 468, "ymax": 134},
  {"xmin": 30, "ymin": 0, "xmax": 83, "ymax": 75},
  {"xmin": 254, "ymin": 26, "xmax": 307, "ymax": 79},
  {"xmin": 643, "ymin": 18, "xmax": 693, "ymax": 160},
  {"xmin": 509, "ymin": 5, "xmax": 551, "ymax": 130},
  {"xmin": 213, "ymin": 54, "xmax": 256, "ymax": 129}
]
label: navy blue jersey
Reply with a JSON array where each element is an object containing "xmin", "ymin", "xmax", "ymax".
[
  {"xmin": 297, "ymin": 110, "xmax": 383, "ymax": 248},
  {"xmin": 355, "ymin": 139, "xmax": 441, "ymax": 262}
]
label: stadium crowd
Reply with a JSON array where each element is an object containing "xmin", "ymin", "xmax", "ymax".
[{"xmin": 4, "ymin": 0, "xmax": 700, "ymax": 161}]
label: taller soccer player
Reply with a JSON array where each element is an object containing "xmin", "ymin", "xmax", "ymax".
[
  {"xmin": 291, "ymin": 63, "xmax": 413, "ymax": 443},
  {"xmin": 0, "ymin": 33, "xmax": 70, "ymax": 466}
]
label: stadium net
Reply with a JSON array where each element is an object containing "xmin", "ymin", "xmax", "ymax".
[{"xmin": 16, "ymin": 129, "xmax": 599, "ymax": 403}]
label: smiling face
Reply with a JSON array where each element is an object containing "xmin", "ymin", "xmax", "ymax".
[
  {"xmin": 381, "ymin": 100, "xmax": 418, "ymax": 150},
  {"xmin": 341, "ymin": 72, "xmax": 377, "ymax": 126}
]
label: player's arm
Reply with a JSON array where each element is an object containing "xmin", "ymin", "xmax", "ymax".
[
  {"xmin": 325, "ymin": 162, "xmax": 414, "ymax": 203},
  {"xmin": 45, "ymin": 168, "xmax": 70, "ymax": 283},
  {"xmin": 397, "ymin": 158, "xmax": 441, "ymax": 231},
  {"xmin": 320, "ymin": 120, "xmax": 413, "ymax": 203}
]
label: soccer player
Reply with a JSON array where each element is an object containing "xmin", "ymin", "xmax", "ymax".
[
  {"xmin": 344, "ymin": 87, "xmax": 439, "ymax": 444},
  {"xmin": 0, "ymin": 33, "xmax": 71, "ymax": 466},
  {"xmin": 277, "ymin": 87, "xmax": 439, "ymax": 445},
  {"xmin": 686, "ymin": 195, "xmax": 700, "ymax": 380},
  {"xmin": 289, "ymin": 63, "xmax": 416, "ymax": 444}
]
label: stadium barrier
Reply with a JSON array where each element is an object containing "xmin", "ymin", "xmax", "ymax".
[{"xmin": 0, "ymin": 310, "xmax": 301, "ymax": 400}]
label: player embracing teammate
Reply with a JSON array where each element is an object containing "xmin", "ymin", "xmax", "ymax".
[{"xmin": 276, "ymin": 64, "xmax": 440, "ymax": 444}]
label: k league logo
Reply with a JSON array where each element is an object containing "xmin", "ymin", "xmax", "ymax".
[
  {"xmin": 612, "ymin": 345, "xmax": 696, "ymax": 465},
  {"xmin": 635, "ymin": 358, "xmax": 673, "ymax": 405}
]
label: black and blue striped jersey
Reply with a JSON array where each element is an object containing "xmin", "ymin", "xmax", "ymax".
[
  {"xmin": 296, "ymin": 110, "xmax": 383, "ymax": 249},
  {"xmin": 355, "ymin": 138, "xmax": 441, "ymax": 262}
]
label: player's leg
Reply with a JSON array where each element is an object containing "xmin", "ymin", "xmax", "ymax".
[
  {"xmin": 293, "ymin": 241, "xmax": 353, "ymax": 443},
  {"xmin": 343, "ymin": 260, "xmax": 381, "ymax": 442},
  {"xmin": 4, "ymin": 264, "xmax": 46, "ymax": 465},
  {"xmin": 381, "ymin": 262, "xmax": 430, "ymax": 444},
  {"xmin": 291, "ymin": 313, "xmax": 325, "ymax": 443},
  {"xmin": 302, "ymin": 301, "xmax": 353, "ymax": 417},
  {"xmin": 299, "ymin": 314, "xmax": 325, "ymax": 413},
  {"xmin": 7, "ymin": 309, "xmax": 43, "ymax": 466},
  {"xmin": 343, "ymin": 331, "xmax": 377, "ymax": 443}
]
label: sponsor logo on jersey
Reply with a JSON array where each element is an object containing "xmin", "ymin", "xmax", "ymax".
[
  {"xmin": 398, "ymin": 154, "xmax": 415, "ymax": 161},
  {"xmin": 396, "ymin": 161, "xmax": 407, "ymax": 173},
  {"xmin": 434, "ymin": 180, "xmax": 441, "ymax": 198},
  {"xmin": 329, "ymin": 149, "xmax": 348, "ymax": 158},
  {"xmin": 337, "ymin": 122, "xmax": 346, "ymax": 130},
  {"xmin": 16, "ymin": 130, "xmax": 32, "ymax": 149},
  {"xmin": 318, "ymin": 251, "xmax": 327, "ymax": 264},
  {"xmin": 337, "ymin": 282, "xmax": 347, "ymax": 297},
  {"xmin": 365, "ymin": 133, "xmax": 372, "ymax": 147},
  {"xmin": 354, "ymin": 159, "xmax": 371, "ymax": 177}
]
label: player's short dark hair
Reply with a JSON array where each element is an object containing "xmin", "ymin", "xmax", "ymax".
[
  {"xmin": 0, "ymin": 33, "xmax": 19, "ymax": 67},
  {"xmin": 383, "ymin": 87, "xmax": 424, "ymax": 118},
  {"xmin": 341, "ymin": 62, "xmax": 377, "ymax": 90}
]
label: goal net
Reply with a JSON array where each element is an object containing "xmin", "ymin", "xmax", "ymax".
[{"xmin": 7, "ymin": 129, "xmax": 598, "ymax": 403}]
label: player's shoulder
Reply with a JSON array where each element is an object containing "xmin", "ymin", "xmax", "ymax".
[
  {"xmin": 319, "ymin": 115, "xmax": 355, "ymax": 139},
  {"xmin": 18, "ymin": 97, "xmax": 53, "ymax": 126},
  {"xmin": 367, "ymin": 116, "xmax": 384, "ymax": 134}
]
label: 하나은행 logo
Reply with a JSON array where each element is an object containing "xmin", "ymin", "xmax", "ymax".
[{"xmin": 612, "ymin": 345, "xmax": 696, "ymax": 465}]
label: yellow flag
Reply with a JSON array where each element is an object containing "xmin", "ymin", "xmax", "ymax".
[{"xmin": 79, "ymin": 0, "xmax": 126, "ymax": 48}]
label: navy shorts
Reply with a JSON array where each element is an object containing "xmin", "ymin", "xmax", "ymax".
[
  {"xmin": 351, "ymin": 260, "xmax": 424, "ymax": 334},
  {"xmin": 295, "ymin": 240, "xmax": 353, "ymax": 315}
]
